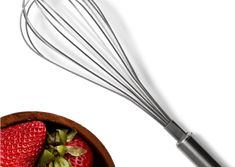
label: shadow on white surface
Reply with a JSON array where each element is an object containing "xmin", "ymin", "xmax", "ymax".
[
  {"xmin": 94, "ymin": 0, "xmax": 229, "ymax": 166},
  {"xmin": 195, "ymin": 133, "xmax": 230, "ymax": 167}
]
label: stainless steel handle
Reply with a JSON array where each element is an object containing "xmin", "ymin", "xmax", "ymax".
[
  {"xmin": 165, "ymin": 121, "xmax": 221, "ymax": 167},
  {"xmin": 177, "ymin": 133, "xmax": 221, "ymax": 167}
]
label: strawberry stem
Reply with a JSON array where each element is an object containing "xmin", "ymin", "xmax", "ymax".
[
  {"xmin": 38, "ymin": 128, "xmax": 86, "ymax": 167},
  {"xmin": 38, "ymin": 149, "xmax": 55, "ymax": 167}
]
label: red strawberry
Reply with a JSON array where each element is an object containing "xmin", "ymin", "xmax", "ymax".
[
  {"xmin": 38, "ymin": 129, "xmax": 93, "ymax": 167},
  {"xmin": 0, "ymin": 121, "xmax": 47, "ymax": 167},
  {"xmin": 65, "ymin": 136, "xmax": 93, "ymax": 167}
]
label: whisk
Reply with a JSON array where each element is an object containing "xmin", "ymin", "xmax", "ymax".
[{"xmin": 20, "ymin": 0, "xmax": 221, "ymax": 166}]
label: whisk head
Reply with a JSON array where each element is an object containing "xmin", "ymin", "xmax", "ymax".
[{"xmin": 20, "ymin": 0, "xmax": 171, "ymax": 126}]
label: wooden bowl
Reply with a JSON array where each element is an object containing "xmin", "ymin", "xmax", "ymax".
[{"xmin": 0, "ymin": 111, "xmax": 115, "ymax": 167}]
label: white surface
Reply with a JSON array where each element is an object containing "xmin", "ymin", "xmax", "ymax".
[{"xmin": 0, "ymin": 0, "xmax": 235, "ymax": 166}]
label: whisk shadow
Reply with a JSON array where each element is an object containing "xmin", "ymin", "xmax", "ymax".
[
  {"xmin": 96, "ymin": 0, "xmax": 183, "ymax": 125},
  {"xmin": 194, "ymin": 133, "xmax": 230, "ymax": 167},
  {"xmin": 97, "ymin": 0, "xmax": 228, "ymax": 165}
]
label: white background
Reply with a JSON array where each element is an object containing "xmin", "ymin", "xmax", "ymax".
[{"xmin": 0, "ymin": 0, "xmax": 235, "ymax": 166}]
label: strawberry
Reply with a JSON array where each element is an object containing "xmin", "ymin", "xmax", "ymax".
[
  {"xmin": 65, "ymin": 136, "xmax": 93, "ymax": 167},
  {"xmin": 0, "ymin": 121, "xmax": 47, "ymax": 167},
  {"xmin": 38, "ymin": 129, "xmax": 93, "ymax": 167}
]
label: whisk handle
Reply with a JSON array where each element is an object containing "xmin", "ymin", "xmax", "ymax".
[
  {"xmin": 165, "ymin": 121, "xmax": 221, "ymax": 166},
  {"xmin": 177, "ymin": 133, "xmax": 221, "ymax": 167}
]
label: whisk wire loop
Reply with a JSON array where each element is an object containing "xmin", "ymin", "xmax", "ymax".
[
  {"xmin": 36, "ymin": 0, "xmax": 169, "ymax": 124},
  {"xmin": 20, "ymin": 0, "xmax": 171, "ymax": 126}
]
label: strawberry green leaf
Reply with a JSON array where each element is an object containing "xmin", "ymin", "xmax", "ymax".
[
  {"xmin": 56, "ymin": 145, "xmax": 67, "ymax": 156},
  {"xmin": 57, "ymin": 129, "xmax": 67, "ymax": 144},
  {"xmin": 48, "ymin": 145, "xmax": 55, "ymax": 153},
  {"xmin": 66, "ymin": 146, "xmax": 87, "ymax": 156},
  {"xmin": 38, "ymin": 149, "xmax": 55, "ymax": 167},
  {"xmin": 55, "ymin": 157, "xmax": 71, "ymax": 167},
  {"xmin": 62, "ymin": 129, "xmax": 69, "ymax": 134},
  {"xmin": 54, "ymin": 159, "xmax": 60, "ymax": 167},
  {"xmin": 48, "ymin": 161, "xmax": 54, "ymax": 167},
  {"xmin": 47, "ymin": 132, "xmax": 56, "ymax": 144},
  {"xmin": 66, "ymin": 129, "xmax": 77, "ymax": 142},
  {"xmin": 56, "ymin": 132, "xmax": 61, "ymax": 144}
]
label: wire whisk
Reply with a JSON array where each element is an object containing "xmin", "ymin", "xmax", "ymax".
[{"xmin": 20, "ymin": 0, "xmax": 221, "ymax": 166}]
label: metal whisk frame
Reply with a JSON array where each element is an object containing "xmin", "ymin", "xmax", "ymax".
[{"xmin": 20, "ymin": 0, "xmax": 221, "ymax": 166}]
